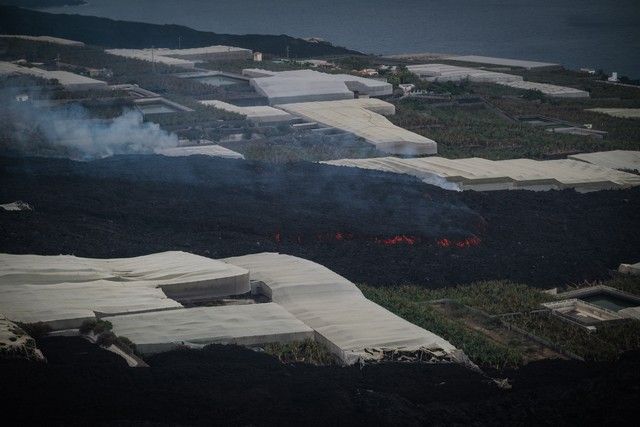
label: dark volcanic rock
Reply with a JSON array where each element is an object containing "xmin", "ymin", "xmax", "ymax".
[
  {"xmin": 1, "ymin": 155, "xmax": 639, "ymax": 288},
  {"xmin": 1, "ymin": 338, "xmax": 639, "ymax": 425}
]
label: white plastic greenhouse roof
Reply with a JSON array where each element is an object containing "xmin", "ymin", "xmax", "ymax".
[
  {"xmin": 0, "ymin": 252, "xmax": 250, "ymax": 328},
  {"xmin": 0, "ymin": 280, "xmax": 182, "ymax": 329},
  {"xmin": 200, "ymin": 100, "xmax": 294, "ymax": 123},
  {"xmin": 244, "ymin": 69, "xmax": 392, "ymax": 105},
  {"xmin": 0, "ymin": 61, "xmax": 107, "ymax": 90},
  {"xmin": 154, "ymin": 45, "xmax": 251, "ymax": 57},
  {"xmin": 445, "ymin": 55, "xmax": 559, "ymax": 69},
  {"xmin": 322, "ymin": 156, "xmax": 640, "ymax": 192},
  {"xmin": 105, "ymin": 304, "xmax": 314, "ymax": 354},
  {"xmin": 0, "ymin": 35, "xmax": 85, "ymax": 46},
  {"xmin": 277, "ymin": 98, "xmax": 437, "ymax": 155},
  {"xmin": 587, "ymin": 108, "xmax": 640, "ymax": 119},
  {"xmin": 407, "ymin": 64, "xmax": 588, "ymax": 98},
  {"xmin": 156, "ymin": 144, "xmax": 245, "ymax": 159},
  {"xmin": 569, "ymin": 151, "xmax": 640, "ymax": 172},
  {"xmin": 105, "ymin": 49, "xmax": 197, "ymax": 68},
  {"xmin": 224, "ymin": 253, "xmax": 456, "ymax": 364},
  {"xmin": 1, "ymin": 251, "xmax": 458, "ymax": 364}
]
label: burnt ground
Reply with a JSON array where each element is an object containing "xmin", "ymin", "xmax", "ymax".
[
  {"xmin": 1, "ymin": 155, "xmax": 639, "ymax": 288},
  {"xmin": 1, "ymin": 337, "xmax": 639, "ymax": 426}
]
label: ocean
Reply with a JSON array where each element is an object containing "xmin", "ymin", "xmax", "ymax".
[{"xmin": 43, "ymin": 0, "xmax": 640, "ymax": 78}]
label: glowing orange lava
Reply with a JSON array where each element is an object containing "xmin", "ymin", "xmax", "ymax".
[
  {"xmin": 375, "ymin": 235, "xmax": 418, "ymax": 245},
  {"xmin": 437, "ymin": 236, "xmax": 481, "ymax": 249}
]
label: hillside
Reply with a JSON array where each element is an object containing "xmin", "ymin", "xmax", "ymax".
[{"xmin": 0, "ymin": 6, "xmax": 361, "ymax": 57}]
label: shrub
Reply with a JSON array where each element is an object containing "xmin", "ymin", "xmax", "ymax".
[
  {"xmin": 93, "ymin": 320, "xmax": 113, "ymax": 334},
  {"xmin": 96, "ymin": 331, "xmax": 117, "ymax": 347},
  {"xmin": 79, "ymin": 319, "xmax": 97, "ymax": 334},
  {"xmin": 264, "ymin": 339, "xmax": 334, "ymax": 365}
]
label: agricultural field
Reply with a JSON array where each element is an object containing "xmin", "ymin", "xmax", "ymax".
[
  {"xmin": 389, "ymin": 95, "xmax": 640, "ymax": 160},
  {"xmin": 360, "ymin": 276, "xmax": 640, "ymax": 368}
]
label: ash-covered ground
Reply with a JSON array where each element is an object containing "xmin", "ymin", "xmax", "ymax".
[{"xmin": 1, "ymin": 155, "xmax": 639, "ymax": 288}]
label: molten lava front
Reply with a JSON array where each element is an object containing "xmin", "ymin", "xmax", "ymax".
[{"xmin": 272, "ymin": 231, "xmax": 482, "ymax": 249}]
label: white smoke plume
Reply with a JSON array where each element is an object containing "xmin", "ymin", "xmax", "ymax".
[
  {"xmin": 38, "ymin": 108, "xmax": 178, "ymax": 160},
  {"xmin": 1, "ymin": 87, "xmax": 178, "ymax": 160}
]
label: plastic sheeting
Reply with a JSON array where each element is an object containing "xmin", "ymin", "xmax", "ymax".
[
  {"xmin": 445, "ymin": 55, "xmax": 559, "ymax": 69},
  {"xmin": 155, "ymin": 145, "xmax": 245, "ymax": 160},
  {"xmin": 199, "ymin": 100, "xmax": 294, "ymax": 123},
  {"xmin": 0, "ymin": 281, "xmax": 182, "ymax": 329},
  {"xmin": 224, "ymin": 253, "xmax": 456, "ymax": 364},
  {"xmin": 278, "ymin": 99, "xmax": 437, "ymax": 155},
  {"xmin": 0, "ymin": 61, "xmax": 108, "ymax": 90},
  {"xmin": 105, "ymin": 304, "xmax": 314, "ymax": 354},
  {"xmin": 245, "ymin": 69, "xmax": 392, "ymax": 105},
  {"xmin": 322, "ymin": 156, "xmax": 640, "ymax": 192},
  {"xmin": 587, "ymin": 108, "xmax": 640, "ymax": 119},
  {"xmin": 569, "ymin": 150, "xmax": 640, "ymax": 172},
  {"xmin": 0, "ymin": 252, "xmax": 250, "ymax": 328},
  {"xmin": 407, "ymin": 64, "xmax": 588, "ymax": 98}
]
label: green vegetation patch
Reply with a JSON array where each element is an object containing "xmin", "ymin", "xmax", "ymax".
[
  {"xmin": 263, "ymin": 339, "xmax": 335, "ymax": 365},
  {"xmin": 360, "ymin": 283, "xmax": 527, "ymax": 368},
  {"xmin": 361, "ymin": 279, "xmax": 640, "ymax": 366},
  {"xmin": 390, "ymin": 98, "xmax": 640, "ymax": 159},
  {"xmin": 510, "ymin": 313, "xmax": 640, "ymax": 361}
]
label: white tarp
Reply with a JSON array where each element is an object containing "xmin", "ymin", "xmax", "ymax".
[
  {"xmin": 224, "ymin": 253, "xmax": 456, "ymax": 364},
  {"xmin": 105, "ymin": 304, "xmax": 314, "ymax": 354}
]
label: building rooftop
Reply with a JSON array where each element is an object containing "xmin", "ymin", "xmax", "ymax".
[
  {"xmin": 244, "ymin": 69, "xmax": 392, "ymax": 105},
  {"xmin": 445, "ymin": 55, "xmax": 559, "ymax": 69},
  {"xmin": 106, "ymin": 304, "xmax": 313, "ymax": 354},
  {"xmin": 0, "ymin": 251, "xmax": 250, "ymax": 329},
  {"xmin": 225, "ymin": 253, "xmax": 458, "ymax": 364},
  {"xmin": 277, "ymin": 98, "xmax": 437, "ymax": 155},
  {"xmin": 200, "ymin": 100, "xmax": 294, "ymax": 123},
  {"xmin": 569, "ymin": 150, "xmax": 640, "ymax": 171}
]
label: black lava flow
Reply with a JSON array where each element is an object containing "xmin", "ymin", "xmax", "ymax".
[
  {"xmin": 1, "ymin": 337, "xmax": 639, "ymax": 426},
  {"xmin": 1, "ymin": 155, "xmax": 639, "ymax": 288}
]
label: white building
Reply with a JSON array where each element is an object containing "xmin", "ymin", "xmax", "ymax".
[{"xmin": 243, "ymin": 69, "xmax": 392, "ymax": 105}]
